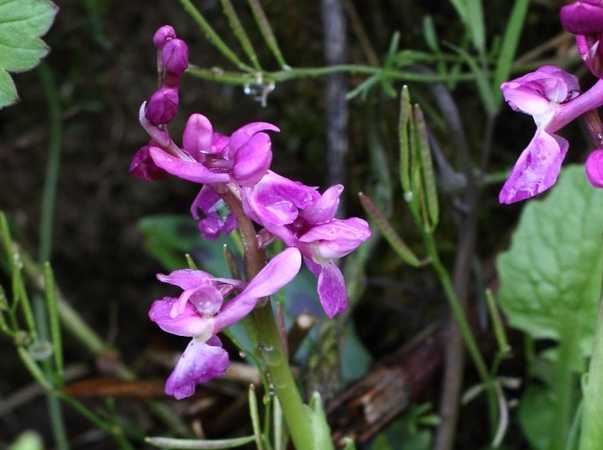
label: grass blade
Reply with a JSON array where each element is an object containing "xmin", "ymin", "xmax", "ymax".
[
  {"xmin": 44, "ymin": 263, "xmax": 63, "ymax": 383},
  {"xmin": 465, "ymin": 0, "xmax": 485, "ymax": 52},
  {"xmin": 220, "ymin": 0, "xmax": 262, "ymax": 70},
  {"xmin": 413, "ymin": 105, "xmax": 439, "ymax": 230},
  {"xmin": 246, "ymin": 0, "xmax": 288, "ymax": 68},
  {"xmin": 358, "ymin": 193, "xmax": 422, "ymax": 267},
  {"xmin": 145, "ymin": 436, "xmax": 256, "ymax": 449},
  {"xmin": 178, "ymin": 0, "xmax": 252, "ymax": 71},
  {"xmin": 493, "ymin": 0, "xmax": 530, "ymax": 98}
]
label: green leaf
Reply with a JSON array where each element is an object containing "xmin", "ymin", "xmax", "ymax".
[
  {"xmin": 307, "ymin": 392, "xmax": 336, "ymax": 450},
  {"xmin": 518, "ymin": 386, "xmax": 556, "ymax": 450},
  {"xmin": 145, "ymin": 435, "xmax": 256, "ymax": 449},
  {"xmin": 8, "ymin": 431, "xmax": 43, "ymax": 450},
  {"xmin": 465, "ymin": 0, "xmax": 485, "ymax": 52},
  {"xmin": 0, "ymin": 0, "xmax": 58, "ymax": 108},
  {"xmin": 497, "ymin": 166, "xmax": 603, "ymax": 356}
]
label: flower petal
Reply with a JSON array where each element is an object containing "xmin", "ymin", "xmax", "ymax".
[
  {"xmin": 157, "ymin": 269, "xmax": 213, "ymax": 290},
  {"xmin": 129, "ymin": 145, "xmax": 166, "ymax": 181},
  {"xmin": 149, "ymin": 147, "xmax": 230, "ymax": 184},
  {"xmin": 165, "ymin": 338, "xmax": 229, "ymax": 399},
  {"xmin": 213, "ymin": 248, "xmax": 302, "ymax": 331},
  {"xmin": 317, "ymin": 262, "xmax": 347, "ymax": 318},
  {"xmin": 301, "ymin": 184, "xmax": 344, "ymax": 224},
  {"xmin": 148, "ymin": 297, "xmax": 213, "ymax": 338},
  {"xmin": 585, "ymin": 149, "xmax": 603, "ymax": 188},
  {"xmin": 232, "ymin": 132, "xmax": 273, "ymax": 186},
  {"xmin": 146, "ymin": 87, "xmax": 179, "ymax": 126},
  {"xmin": 298, "ymin": 218, "xmax": 371, "ymax": 259},
  {"xmin": 499, "ymin": 131, "xmax": 569, "ymax": 204},
  {"xmin": 229, "ymin": 122, "xmax": 279, "ymax": 154},
  {"xmin": 183, "ymin": 114, "xmax": 214, "ymax": 159}
]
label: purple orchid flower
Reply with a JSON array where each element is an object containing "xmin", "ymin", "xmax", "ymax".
[
  {"xmin": 243, "ymin": 177, "xmax": 371, "ymax": 318},
  {"xmin": 499, "ymin": 66, "xmax": 580, "ymax": 204},
  {"xmin": 149, "ymin": 247, "xmax": 302, "ymax": 399}
]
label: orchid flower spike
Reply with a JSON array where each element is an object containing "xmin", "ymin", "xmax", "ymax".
[
  {"xmin": 499, "ymin": 66, "xmax": 580, "ymax": 204},
  {"xmin": 148, "ymin": 248, "xmax": 302, "ymax": 399}
]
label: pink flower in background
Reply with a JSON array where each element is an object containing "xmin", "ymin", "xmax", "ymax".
[
  {"xmin": 499, "ymin": 66, "xmax": 580, "ymax": 204},
  {"xmin": 585, "ymin": 149, "xmax": 603, "ymax": 187},
  {"xmin": 561, "ymin": 0, "xmax": 603, "ymax": 34}
]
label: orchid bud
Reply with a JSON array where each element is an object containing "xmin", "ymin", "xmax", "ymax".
[
  {"xmin": 561, "ymin": 1, "xmax": 603, "ymax": 35},
  {"xmin": 153, "ymin": 25, "xmax": 176, "ymax": 49},
  {"xmin": 585, "ymin": 149, "xmax": 603, "ymax": 187},
  {"xmin": 129, "ymin": 145, "xmax": 166, "ymax": 181},
  {"xmin": 145, "ymin": 87, "xmax": 179, "ymax": 125},
  {"xmin": 183, "ymin": 114, "xmax": 214, "ymax": 158},
  {"xmin": 162, "ymin": 38, "xmax": 189, "ymax": 76}
]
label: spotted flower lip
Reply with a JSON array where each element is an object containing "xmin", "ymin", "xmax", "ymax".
[{"xmin": 561, "ymin": 0, "xmax": 603, "ymax": 35}]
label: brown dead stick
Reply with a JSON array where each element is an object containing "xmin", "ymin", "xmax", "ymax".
[{"xmin": 327, "ymin": 325, "xmax": 445, "ymax": 447}]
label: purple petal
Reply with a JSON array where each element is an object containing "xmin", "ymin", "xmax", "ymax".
[
  {"xmin": 232, "ymin": 132, "xmax": 273, "ymax": 186},
  {"xmin": 585, "ymin": 149, "xmax": 603, "ymax": 187},
  {"xmin": 243, "ymin": 171, "xmax": 320, "ymax": 226},
  {"xmin": 229, "ymin": 122, "xmax": 279, "ymax": 154},
  {"xmin": 301, "ymin": 184, "xmax": 344, "ymax": 224},
  {"xmin": 165, "ymin": 338, "xmax": 229, "ymax": 399},
  {"xmin": 317, "ymin": 262, "xmax": 347, "ymax": 319},
  {"xmin": 157, "ymin": 269, "xmax": 213, "ymax": 290},
  {"xmin": 561, "ymin": 1, "xmax": 603, "ymax": 35},
  {"xmin": 149, "ymin": 297, "xmax": 213, "ymax": 337},
  {"xmin": 146, "ymin": 87, "xmax": 179, "ymax": 126},
  {"xmin": 577, "ymin": 34, "xmax": 603, "ymax": 79},
  {"xmin": 179, "ymin": 285, "xmax": 224, "ymax": 317},
  {"xmin": 299, "ymin": 218, "xmax": 371, "ymax": 259},
  {"xmin": 129, "ymin": 145, "xmax": 166, "ymax": 181},
  {"xmin": 213, "ymin": 248, "xmax": 302, "ymax": 332},
  {"xmin": 162, "ymin": 38, "xmax": 189, "ymax": 76},
  {"xmin": 153, "ymin": 25, "xmax": 176, "ymax": 49},
  {"xmin": 183, "ymin": 114, "xmax": 214, "ymax": 160},
  {"xmin": 149, "ymin": 147, "xmax": 230, "ymax": 184},
  {"xmin": 190, "ymin": 186, "xmax": 237, "ymax": 240},
  {"xmin": 499, "ymin": 131, "xmax": 569, "ymax": 204}
]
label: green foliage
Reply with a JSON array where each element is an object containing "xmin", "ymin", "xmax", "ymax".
[
  {"xmin": 498, "ymin": 166, "xmax": 603, "ymax": 356},
  {"xmin": 518, "ymin": 386, "xmax": 556, "ymax": 450},
  {"xmin": 8, "ymin": 432, "xmax": 43, "ymax": 450},
  {"xmin": 369, "ymin": 404, "xmax": 436, "ymax": 450},
  {"xmin": 0, "ymin": 0, "xmax": 58, "ymax": 108}
]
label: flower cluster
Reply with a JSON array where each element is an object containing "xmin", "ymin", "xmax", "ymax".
[
  {"xmin": 131, "ymin": 26, "xmax": 371, "ymax": 398},
  {"xmin": 499, "ymin": 1, "xmax": 603, "ymax": 203}
]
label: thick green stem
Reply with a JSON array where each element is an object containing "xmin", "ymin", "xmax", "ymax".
[
  {"xmin": 552, "ymin": 327, "xmax": 577, "ymax": 450},
  {"xmin": 579, "ymin": 301, "xmax": 603, "ymax": 450},
  {"xmin": 221, "ymin": 191, "xmax": 321, "ymax": 450}
]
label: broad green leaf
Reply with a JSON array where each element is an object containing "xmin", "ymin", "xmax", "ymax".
[
  {"xmin": 0, "ymin": 0, "xmax": 58, "ymax": 108},
  {"xmin": 518, "ymin": 386, "xmax": 556, "ymax": 450},
  {"xmin": 497, "ymin": 166, "xmax": 603, "ymax": 356}
]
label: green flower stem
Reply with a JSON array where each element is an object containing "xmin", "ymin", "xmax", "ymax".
[
  {"xmin": 187, "ymin": 64, "xmax": 476, "ymax": 86},
  {"xmin": 552, "ymin": 327, "xmax": 578, "ymax": 450},
  {"xmin": 423, "ymin": 233, "xmax": 498, "ymax": 424},
  {"xmin": 221, "ymin": 191, "xmax": 319, "ymax": 450},
  {"xmin": 579, "ymin": 300, "xmax": 603, "ymax": 450}
]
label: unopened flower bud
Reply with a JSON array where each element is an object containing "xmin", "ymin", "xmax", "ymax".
[
  {"xmin": 162, "ymin": 38, "xmax": 189, "ymax": 76},
  {"xmin": 561, "ymin": 1, "xmax": 603, "ymax": 35},
  {"xmin": 153, "ymin": 25, "xmax": 176, "ymax": 49},
  {"xmin": 585, "ymin": 149, "xmax": 603, "ymax": 187},
  {"xmin": 145, "ymin": 87, "xmax": 179, "ymax": 125}
]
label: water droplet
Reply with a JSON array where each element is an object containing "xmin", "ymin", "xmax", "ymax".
[
  {"xmin": 29, "ymin": 340, "xmax": 53, "ymax": 361},
  {"xmin": 404, "ymin": 191, "xmax": 414, "ymax": 203}
]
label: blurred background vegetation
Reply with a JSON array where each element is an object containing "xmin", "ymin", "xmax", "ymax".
[{"xmin": 0, "ymin": 0, "xmax": 597, "ymax": 449}]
